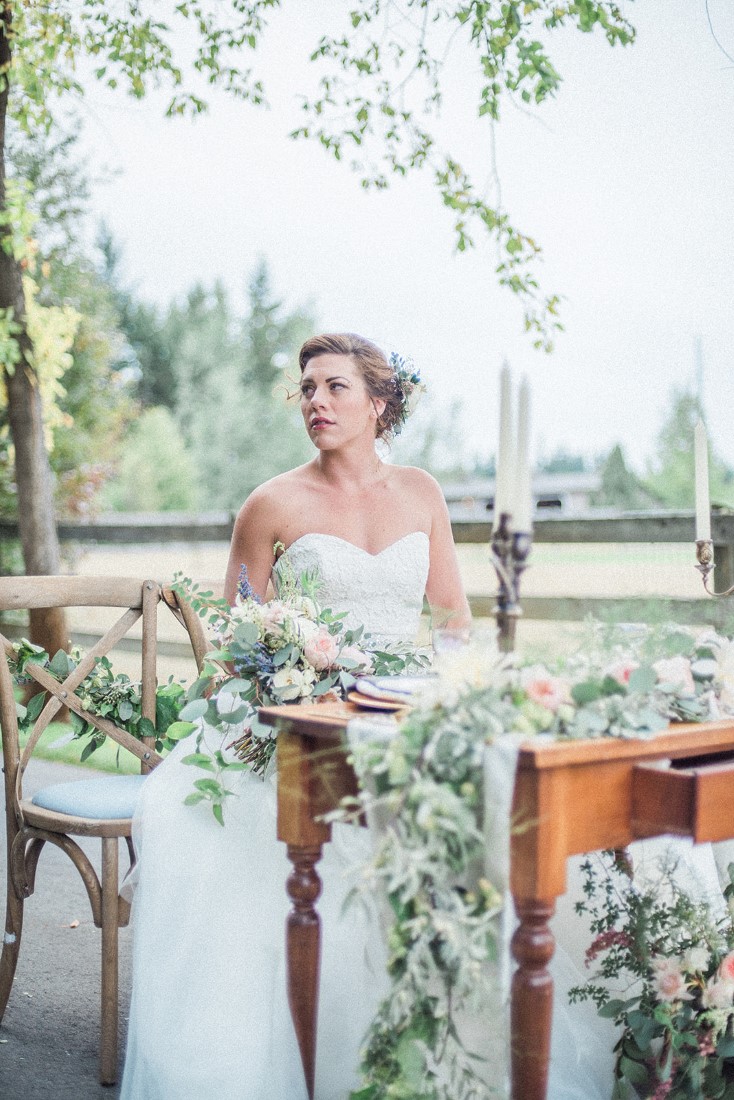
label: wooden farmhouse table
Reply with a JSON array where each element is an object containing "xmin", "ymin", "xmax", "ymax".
[{"xmin": 258, "ymin": 701, "xmax": 734, "ymax": 1100}]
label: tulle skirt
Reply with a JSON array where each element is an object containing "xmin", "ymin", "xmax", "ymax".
[{"xmin": 120, "ymin": 732, "xmax": 389, "ymax": 1100}]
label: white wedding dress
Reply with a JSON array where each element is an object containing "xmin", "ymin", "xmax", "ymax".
[
  {"xmin": 121, "ymin": 530, "xmax": 729, "ymax": 1100},
  {"xmin": 120, "ymin": 532, "xmax": 430, "ymax": 1100}
]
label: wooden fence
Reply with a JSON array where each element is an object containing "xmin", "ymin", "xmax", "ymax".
[{"xmin": 2, "ymin": 507, "xmax": 732, "ymax": 630}]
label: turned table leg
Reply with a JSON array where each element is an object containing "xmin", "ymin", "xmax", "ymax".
[
  {"xmin": 285, "ymin": 843, "xmax": 324, "ymax": 1100},
  {"xmin": 510, "ymin": 897, "xmax": 556, "ymax": 1100}
]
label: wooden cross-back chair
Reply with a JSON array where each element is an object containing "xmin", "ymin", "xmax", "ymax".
[{"xmin": 0, "ymin": 575, "xmax": 209, "ymax": 1084}]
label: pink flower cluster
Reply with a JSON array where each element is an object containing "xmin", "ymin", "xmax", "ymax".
[
  {"xmin": 522, "ymin": 673, "xmax": 571, "ymax": 713},
  {"xmin": 585, "ymin": 929, "xmax": 634, "ymax": 968}
]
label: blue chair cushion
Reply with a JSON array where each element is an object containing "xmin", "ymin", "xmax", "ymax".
[{"xmin": 31, "ymin": 774, "xmax": 148, "ymax": 820}]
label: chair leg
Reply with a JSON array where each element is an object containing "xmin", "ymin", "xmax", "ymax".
[
  {"xmin": 100, "ymin": 837, "xmax": 119, "ymax": 1085},
  {"xmin": 0, "ymin": 874, "xmax": 23, "ymax": 1021}
]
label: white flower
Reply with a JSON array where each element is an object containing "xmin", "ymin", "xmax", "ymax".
[
  {"xmin": 683, "ymin": 945, "xmax": 710, "ymax": 973},
  {"xmin": 653, "ymin": 656, "xmax": 695, "ymax": 694},
  {"xmin": 271, "ymin": 665, "xmax": 316, "ymax": 701},
  {"xmin": 650, "ymin": 957, "xmax": 693, "ymax": 1002}
]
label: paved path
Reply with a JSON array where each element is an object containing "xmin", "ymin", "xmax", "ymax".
[{"xmin": 0, "ymin": 759, "xmax": 130, "ymax": 1099}]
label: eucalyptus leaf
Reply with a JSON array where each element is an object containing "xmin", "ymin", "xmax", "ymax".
[
  {"xmin": 139, "ymin": 717, "xmax": 156, "ymax": 739},
  {"xmin": 165, "ymin": 721, "xmax": 197, "ymax": 741},
  {"xmin": 233, "ymin": 621, "xmax": 259, "ymax": 648},
  {"xmin": 49, "ymin": 649, "xmax": 71, "ymax": 677},
  {"xmin": 181, "ymin": 753, "xmax": 216, "ymax": 772},
  {"xmin": 117, "ymin": 699, "xmax": 133, "ymax": 722},
  {"xmin": 218, "ymin": 678, "xmax": 252, "ymax": 694},
  {"xmin": 179, "ymin": 698, "xmax": 210, "ymax": 721},
  {"xmin": 628, "ymin": 665, "xmax": 657, "ymax": 694}
]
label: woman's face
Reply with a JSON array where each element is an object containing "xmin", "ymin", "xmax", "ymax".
[{"xmin": 300, "ymin": 354, "xmax": 385, "ymax": 450}]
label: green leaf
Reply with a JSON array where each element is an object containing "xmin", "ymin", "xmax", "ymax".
[
  {"xmin": 49, "ymin": 649, "xmax": 71, "ymax": 677},
  {"xmin": 165, "ymin": 720, "xmax": 197, "ymax": 741},
  {"xmin": 183, "ymin": 792, "xmax": 205, "ymax": 806},
  {"xmin": 117, "ymin": 699, "xmax": 133, "ymax": 722},
  {"xmin": 628, "ymin": 666, "xmax": 657, "ymax": 693},
  {"xmin": 272, "ymin": 645, "xmax": 294, "ymax": 668},
  {"xmin": 181, "ymin": 752, "xmax": 216, "ymax": 771},
  {"xmin": 618, "ymin": 1054, "xmax": 648, "ymax": 1086},
  {"xmin": 218, "ymin": 678, "xmax": 252, "ymax": 694},
  {"xmin": 80, "ymin": 739, "xmax": 100, "ymax": 762},
  {"xmin": 212, "ymin": 803, "xmax": 224, "ymax": 827},
  {"xmin": 571, "ymin": 679, "xmax": 602, "ymax": 705},
  {"xmin": 25, "ymin": 690, "xmax": 47, "ymax": 723},
  {"xmin": 233, "ymin": 621, "xmax": 259, "ymax": 648},
  {"xmin": 598, "ymin": 997, "xmax": 637, "ymax": 1018},
  {"xmin": 179, "ymin": 698, "xmax": 209, "ymax": 721},
  {"xmin": 139, "ymin": 717, "xmax": 156, "ymax": 739}
]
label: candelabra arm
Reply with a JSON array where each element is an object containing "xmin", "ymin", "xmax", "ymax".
[
  {"xmin": 696, "ymin": 539, "xmax": 734, "ymax": 598},
  {"xmin": 491, "ymin": 514, "xmax": 533, "ymax": 653}
]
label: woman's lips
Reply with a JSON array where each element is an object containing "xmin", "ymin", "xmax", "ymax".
[{"xmin": 310, "ymin": 418, "xmax": 334, "ymax": 430}]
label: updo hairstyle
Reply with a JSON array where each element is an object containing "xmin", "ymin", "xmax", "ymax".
[{"xmin": 298, "ymin": 332, "xmax": 404, "ymax": 441}]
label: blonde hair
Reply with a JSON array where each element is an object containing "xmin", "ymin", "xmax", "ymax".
[{"xmin": 298, "ymin": 332, "xmax": 404, "ymax": 440}]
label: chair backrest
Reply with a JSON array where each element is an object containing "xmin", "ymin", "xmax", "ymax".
[{"xmin": 0, "ymin": 575, "xmax": 209, "ymax": 812}]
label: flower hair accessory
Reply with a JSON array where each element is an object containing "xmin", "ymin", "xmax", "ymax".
[{"xmin": 388, "ymin": 351, "xmax": 426, "ymax": 433}]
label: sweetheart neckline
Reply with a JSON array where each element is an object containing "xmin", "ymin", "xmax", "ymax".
[{"xmin": 278, "ymin": 531, "xmax": 429, "ymax": 561}]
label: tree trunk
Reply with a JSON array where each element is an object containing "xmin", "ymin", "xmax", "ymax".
[{"xmin": 0, "ymin": 6, "xmax": 67, "ymax": 656}]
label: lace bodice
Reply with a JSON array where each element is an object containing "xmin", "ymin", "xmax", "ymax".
[{"xmin": 273, "ymin": 532, "xmax": 429, "ymax": 645}]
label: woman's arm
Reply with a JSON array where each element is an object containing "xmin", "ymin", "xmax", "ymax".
[
  {"xmin": 421, "ymin": 474, "xmax": 472, "ymax": 629},
  {"xmin": 223, "ymin": 488, "xmax": 279, "ymax": 605}
]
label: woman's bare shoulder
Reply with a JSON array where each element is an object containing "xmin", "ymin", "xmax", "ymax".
[
  {"xmin": 236, "ymin": 463, "xmax": 316, "ymax": 521},
  {"xmin": 389, "ymin": 464, "xmax": 444, "ymax": 501}
]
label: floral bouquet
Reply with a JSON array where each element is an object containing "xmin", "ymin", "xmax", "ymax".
[
  {"xmin": 571, "ymin": 849, "xmax": 734, "ymax": 1100},
  {"xmin": 169, "ymin": 562, "xmax": 429, "ymax": 822}
]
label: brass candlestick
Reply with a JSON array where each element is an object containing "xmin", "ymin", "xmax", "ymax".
[
  {"xmin": 490, "ymin": 512, "xmax": 532, "ymax": 652},
  {"xmin": 696, "ymin": 538, "xmax": 734, "ymax": 597}
]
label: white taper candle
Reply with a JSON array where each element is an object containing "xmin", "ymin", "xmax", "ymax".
[
  {"xmin": 513, "ymin": 376, "xmax": 533, "ymax": 532},
  {"xmin": 694, "ymin": 418, "xmax": 711, "ymax": 542},
  {"xmin": 493, "ymin": 362, "xmax": 514, "ymax": 530}
]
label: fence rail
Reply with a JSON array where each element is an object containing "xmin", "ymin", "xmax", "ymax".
[{"xmin": 2, "ymin": 510, "xmax": 732, "ymax": 629}]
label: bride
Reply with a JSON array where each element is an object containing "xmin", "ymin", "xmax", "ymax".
[{"xmin": 120, "ymin": 332, "xmax": 471, "ymax": 1099}]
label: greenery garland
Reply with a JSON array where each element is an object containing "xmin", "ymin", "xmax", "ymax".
[{"xmin": 339, "ymin": 622, "xmax": 734, "ymax": 1100}]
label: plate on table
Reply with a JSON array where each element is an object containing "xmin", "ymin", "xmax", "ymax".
[
  {"xmin": 354, "ymin": 674, "xmax": 434, "ymax": 705},
  {"xmin": 347, "ymin": 691, "xmax": 409, "ymax": 713}
]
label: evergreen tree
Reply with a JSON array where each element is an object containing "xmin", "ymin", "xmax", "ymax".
[
  {"xmin": 97, "ymin": 226, "xmax": 178, "ymax": 410},
  {"xmin": 593, "ymin": 444, "xmax": 655, "ymax": 510},
  {"xmin": 645, "ymin": 388, "xmax": 734, "ymax": 509},
  {"xmin": 243, "ymin": 260, "xmax": 313, "ymax": 396}
]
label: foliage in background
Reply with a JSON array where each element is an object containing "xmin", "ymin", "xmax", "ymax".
[
  {"xmin": 645, "ymin": 388, "xmax": 734, "ymax": 511},
  {"xmin": 100, "ymin": 407, "xmax": 198, "ymax": 512},
  {"xmin": 592, "ymin": 444, "xmax": 658, "ymax": 512},
  {"xmin": 1, "ymin": 128, "xmax": 135, "ymax": 521},
  {"xmin": 294, "ymin": 0, "xmax": 635, "ymax": 350}
]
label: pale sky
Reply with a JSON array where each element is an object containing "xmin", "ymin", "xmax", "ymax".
[{"xmin": 71, "ymin": 1, "xmax": 734, "ymax": 477}]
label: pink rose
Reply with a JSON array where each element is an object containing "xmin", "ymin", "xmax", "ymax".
[
  {"xmin": 524, "ymin": 676, "xmax": 570, "ymax": 714},
  {"xmin": 338, "ymin": 645, "xmax": 373, "ymax": 673},
  {"xmin": 653, "ymin": 656, "xmax": 695, "ymax": 694},
  {"xmin": 606, "ymin": 661, "xmax": 639, "ymax": 687},
  {"xmin": 702, "ymin": 978, "xmax": 734, "ymax": 1009},
  {"xmin": 651, "ymin": 958, "xmax": 692, "ymax": 1003},
  {"xmin": 718, "ymin": 951, "xmax": 734, "ymax": 985},
  {"xmin": 304, "ymin": 629, "xmax": 339, "ymax": 671}
]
